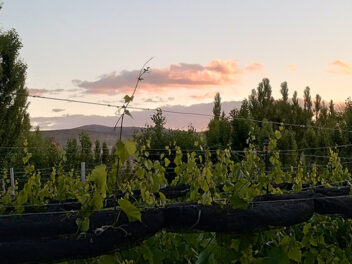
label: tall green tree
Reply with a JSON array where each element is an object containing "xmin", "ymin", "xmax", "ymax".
[
  {"xmin": 0, "ymin": 24, "xmax": 30, "ymax": 166},
  {"xmin": 79, "ymin": 132, "xmax": 93, "ymax": 168},
  {"xmin": 280, "ymin": 82, "xmax": 289, "ymax": 103},
  {"xmin": 230, "ymin": 99, "xmax": 253, "ymax": 151},
  {"xmin": 303, "ymin": 86, "xmax": 313, "ymax": 121},
  {"xmin": 212, "ymin": 92, "xmax": 221, "ymax": 120},
  {"xmin": 248, "ymin": 78, "xmax": 274, "ymax": 121},
  {"xmin": 314, "ymin": 94, "xmax": 322, "ymax": 120},
  {"xmin": 94, "ymin": 139, "xmax": 102, "ymax": 164},
  {"xmin": 206, "ymin": 93, "xmax": 231, "ymax": 149},
  {"xmin": 101, "ymin": 142, "xmax": 110, "ymax": 165},
  {"xmin": 64, "ymin": 138, "xmax": 79, "ymax": 171}
]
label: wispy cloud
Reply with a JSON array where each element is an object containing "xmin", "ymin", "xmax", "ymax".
[
  {"xmin": 143, "ymin": 96, "xmax": 175, "ymax": 103},
  {"xmin": 52, "ymin": 108, "xmax": 65, "ymax": 113},
  {"xmin": 28, "ymin": 88, "xmax": 64, "ymax": 96},
  {"xmin": 191, "ymin": 92, "xmax": 217, "ymax": 100},
  {"xmin": 73, "ymin": 59, "xmax": 264, "ymax": 95},
  {"xmin": 328, "ymin": 60, "xmax": 352, "ymax": 75},
  {"xmin": 245, "ymin": 62, "xmax": 264, "ymax": 72}
]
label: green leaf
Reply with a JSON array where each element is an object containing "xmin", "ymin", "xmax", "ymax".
[
  {"xmin": 159, "ymin": 192, "xmax": 166, "ymax": 203},
  {"xmin": 118, "ymin": 199, "xmax": 142, "ymax": 222},
  {"xmin": 164, "ymin": 158, "xmax": 170, "ymax": 167},
  {"xmin": 230, "ymin": 239, "xmax": 241, "ymax": 251},
  {"xmin": 309, "ymin": 237, "xmax": 318, "ymax": 246},
  {"xmin": 141, "ymin": 244, "xmax": 154, "ymax": 264},
  {"xmin": 263, "ymin": 246, "xmax": 289, "ymax": 264},
  {"xmin": 303, "ymin": 223, "xmax": 311, "ymax": 235},
  {"xmin": 98, "ymin": 255, "xmax": 116, "ymax": 264},
  {"xmin": 89, "ymin": 165, "xmax": 107, "ymax": 199},
  {"xmin": 288, "ymin": 245, "xmax": 302, "ymax": 262},
  {"xmin": 115, "ymin": 140, "xmax": 136, "ymax": 164},
  {"xmin": 92, "ymin": 194, "xmax": 104, "ymax": 210},
  {"xmin": 76, "ymin": 216, "xmax": 90, "ymax": 232},
  {"xmin": 229, "ymin": 195, "xmax": 248, "ymax": 210},
  {"xmin": 116, "ymin": 141, "xmax": 129, "ymax": 164},
  {"xmin": 124, "ymin": 109, "xmax": 133, "ymax": 119},
  {"xmin": 124, "ymin": 95, "xmax": 134, "ymax": 103},
  {"xmin": 125, "ymin": 139, "xmax": 136, "ymax": 156},
  {"xmin": 196, "ymin": 249, "xmax": 210, "ymax": 264}
]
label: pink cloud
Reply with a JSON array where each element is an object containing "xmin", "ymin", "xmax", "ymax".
[
  {"xmin": 73, "ymin": 59, "xmax": 264, "ymax": 95},
  {"xmin": 245, "ymin": 62, "xmax": 264, "ymax": 72},
  {"xmin": 328, "ymin": 60, "xmax": 352, "ymax": 75},
  {"xmin": 28, "ymin": 89, "xmax": 49, "ymax": 96}
]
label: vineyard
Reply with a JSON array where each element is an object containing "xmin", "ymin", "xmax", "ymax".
[
  {"xmin": 1, "ymin": 131, "xmax": 352, "ymax": 264},
  {"xmin": 3, "ymin": 17, "xmax": 352, "ymax": 264}
]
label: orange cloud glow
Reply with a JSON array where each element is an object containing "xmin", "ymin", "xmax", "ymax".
[
  {"xmin": 288, "ymin": 64, "xmax": 297, "ymax": 72},
  {"xmin": 328, "ymin": 60, "xmax": 352, "ymax": 75},
  {"xmin": 73, "ymin": 59, "xmax": 264, "ymax": 95}
]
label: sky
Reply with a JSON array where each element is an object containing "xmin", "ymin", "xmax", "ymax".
[{"xmin": 1, "ymin": 0, "xmax": 352, "ymax": 130}]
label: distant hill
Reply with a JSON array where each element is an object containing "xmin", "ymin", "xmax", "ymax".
[
  {"xmin": 31, "ymin": 100, "xmax": 242, "ymax": 131},
  {"xmin": 41, "ymin": 125, "xmax": 141, "ymax": 149}
]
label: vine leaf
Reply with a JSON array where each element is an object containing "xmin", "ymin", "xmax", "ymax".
[
  {"xmin": 124, "ymin": 95, "xmax": 134, "ymax": 103},
  {"xmin": 229, "ymin": 195, "xmax": 248, "ymax": 210},
  {"xmin": 124, "ymin": 109, "xmax": 133, "ymax": 119},
  {"xmin": 115, "ymin": 140, "xmax": 136, "ymax": 164},
  {"xmin": 98, "ymin": 255, "xmax": 116, "ymax": 264},
  {"xmin": 76, "ymin": 217, "xmax": 90, "ymax": 232},
  {"xmin": 263, "ymin": 246, "xmax": 289, "ymax": 264},
  {"xmin": 195, "ymin": 244, "xmax": 216, "ymax": 264},
  {"xmin": 195, "ymin": 250, "xmax": 210, "ymax": 264},
  {"xmin": 288, "ymin": 245, "xmax": 302, "ymax": 262},
  {"xmin": 118, "ymin": 199, "xmax": 142, "ymax": 222}
]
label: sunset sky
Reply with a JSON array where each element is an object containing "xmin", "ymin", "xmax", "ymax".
[{"xmin": 1, "ymin": 0, "xmax": 352, "ymax": 130}]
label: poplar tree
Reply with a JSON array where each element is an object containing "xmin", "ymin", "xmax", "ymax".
[
  {"xmin": 212, "ymin": 92, "xmax": 221, "ymax": 120},
  {"xmin": 94, "ymin": 139, "xmax": 102, "ymax": 164},
  {"xmin": 280, "ymin": 82, "xmax": 289, "ymax": 102},
  {"xmin": 0, "ymin": 16, "xmax": 30, "ymax": 166},
  {"xmin": 314, "ymin": 94, "xmax": 322, "ymax": 119}
]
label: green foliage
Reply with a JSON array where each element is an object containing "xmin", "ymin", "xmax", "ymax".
[
  {"xmin": 118, "ymin": 199, "xmax": 141, "ymax": 222},
  {"xmin": 76, "ymin": 164, "xmax": 107, "ymax": 232},
  {"xmin": 3, "ymin": 137, "xmax": 352, "ymax": 263}
]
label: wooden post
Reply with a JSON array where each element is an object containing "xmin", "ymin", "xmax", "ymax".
[
  {"xmin": 10, "ymin": 168, "xmax": 15, "ymax": 198},
  {"xmin": 81, "ymin": 162, "xmax": 86, "ymax": 182}
]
